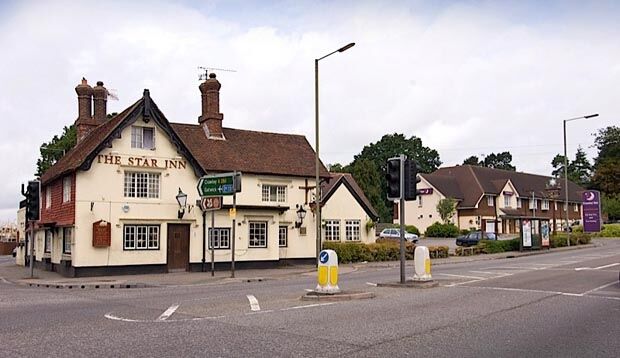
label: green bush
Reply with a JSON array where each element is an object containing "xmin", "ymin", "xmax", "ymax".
[
  {"xmin": 479, "ymin": 239, "xmax": 519, "ymax": 254},
  {"xmin": 322, "ymin": 241, "xmax": 447, "ymax": 263},
  {"xmin": 427, "ymin": 246, "xmax": 449, "ymax": 258},
  {"xmin": 600, "ymin": 224, "xmax": 620, "ymax": 237},
  {"xmin": 550, "ymin": 232, "xmax": 592, "ymax": 247},
  {"xmin": 460, "ymin": 228, "xmax": 471, "ymax": 235},
  {"xmin": 572, "ymin": 225, "xmax": 583, "ymax": 233},
  {"xmin": 322, "ymin": 242, "xmax": 371, "ymax": 263},
  {"xmin": 390, "ymin": 224, "xmax": 421, "ymax": 236},
  {"xmin": 425, "ymin": 222, "xmax": 460, "ymax": 238}
]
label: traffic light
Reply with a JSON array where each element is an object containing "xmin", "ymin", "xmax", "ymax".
[
  {"xmin": 404, "ymin": 159, "xmax": 421, "ymax": 201},
  {"xmin": 386, "ymin": 157, "xmax": 402, "ymax": 200},
  {"xmin": 26, "ymin": 181, "xmax": 40, "ymax": 221}
]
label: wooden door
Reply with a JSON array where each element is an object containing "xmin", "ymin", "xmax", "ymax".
[{"xmin": 167, "ymin": 224, "xmax": 190, "ymax": 271}]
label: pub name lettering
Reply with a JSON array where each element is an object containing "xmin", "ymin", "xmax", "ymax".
[{"xmin": 97, "ymin": 154, "xmax": 187, "ymax": 169}]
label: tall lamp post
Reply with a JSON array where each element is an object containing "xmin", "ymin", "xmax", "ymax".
[
  {"xmin": 563, "ymin": 113, "xmax": 598, "ymax": 246},
  {"xmin": 315, "ymin": 42, "xmax": 355, "ymax": 263}
]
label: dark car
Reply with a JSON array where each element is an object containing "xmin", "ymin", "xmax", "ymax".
[{"xmin": 456, "ymin": 231, "xmax": 497, "ymax": 247}]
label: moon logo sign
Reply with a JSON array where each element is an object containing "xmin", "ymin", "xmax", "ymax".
[{"xmin": 585, "ymin": 191, "xmax": 595, "ymax": 201}]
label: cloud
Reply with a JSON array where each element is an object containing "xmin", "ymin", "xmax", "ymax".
[{"xmin": 0, "ymin": 0, "xmax": 618, "ymax": 221}]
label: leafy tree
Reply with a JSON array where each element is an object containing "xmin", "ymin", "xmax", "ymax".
[
  {"xmin": 602, "ymin": 194, "xmax": 620, "ymax": 222},
  {"xmin": 436, "ymin": 197, "xmax": 457, "ymax": 224},
  {"xmin": 483, "ymin": 152, "xmax": 516, "ymax": 171},
  {"xmin": 569, "ymin": 146, "xmax": 592, "ymax": 187},
  {"xmin": 347, "ymin": 159, "xmax": 389, "ymax": 221},
  {"xmin": 591, "ymin": 126, "xmax": 620, "ymax": 195},
  {"xmin": 328, "ymin": 163, "xmax": 345, "ymax": 173},
  {"xmin": 463, "ymin": 156, "xmax": 482, "ymax": 166},
  {"xmin": 36, "ymin": 125, "xmax": 76, "ymax": 177},
  {"xmin": 551, "ymin": 154, "xmax": 568, "ymax": 178},
  {"xmin": 350, "ymin": 133, "xmax": 441, "ymax": 222}
]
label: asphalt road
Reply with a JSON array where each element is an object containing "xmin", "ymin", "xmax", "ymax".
[{"xmin": 1, "ymin": 241, "xmax": 619, "ymax": 357}]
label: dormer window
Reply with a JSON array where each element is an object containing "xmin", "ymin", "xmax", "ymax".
[
  {"xmin": 131, "ymin": 126, "xmax": 155, "ymax": 149},
  {"xmin": 487, "ymin": 195, "xmax": 494, "ymax": 207}
]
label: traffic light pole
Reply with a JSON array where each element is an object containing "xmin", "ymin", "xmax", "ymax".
[
  {"xmin": 399, "ymin": 155, "xmax": 406, "ymax": 284},
  {"xmin": 29, "ymin": 221, "xmax": 34, "ymax": 278}
]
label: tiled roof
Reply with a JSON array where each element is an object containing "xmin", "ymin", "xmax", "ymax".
[
  {"xmin": 321, "ymin": 173, "xmax": 379, "ymax": 220},
  {"xmin": 420, "ymin": 173, "xmax": 463, "ymax": 201},
  {"xmin": 430, "ymin": 165, "xmax": 584, "ymax": 207}
]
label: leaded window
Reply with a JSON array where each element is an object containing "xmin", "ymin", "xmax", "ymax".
[
  {"xmin": 124, "ymin": 172, "xmax": 160, "ymax": 198},
  {"xmin": 249, "ymin": 221, "xmax": 268, "ymax": 248},
  {"xmin": 345, "ymin": 220, "xmax": 361, "ymax": 241},
  {"xmin": 124, "ymin": 225, "xmax": 159, "ymax": 250},
  {"xmin": 324, "ymin": 220, "xmax": 340, "ymax": 241},
  {"xmin": 278, "ymin": 226, "xmax": 288, "ymax": 247},
  {"xmin": 208, "ymin": 228, "xmax": 231, "ymax": 249}
]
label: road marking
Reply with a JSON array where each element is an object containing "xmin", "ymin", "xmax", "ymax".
[
  {"xmin": 438, "ymin": 273, "xmax": 485, "ymax": 280},
  {"xmin": 575, "ymin": 263, "xmax": 619, "ymax": 271},
  {"xmin": 0, "ymin": 277, "xmax": 10, "ymax": 284},
  {"xmin": 246, "ymin": 294, "xmax": 260, "ymax": 311},
  {"xmin": 366, "ymin": 282, "xmax": 377, "ymax": 287},
  {"xmin": 469, "ymin": 271, "xmax": 512, "ymax": 276},
  {"xmin": 453, "ymin": 285, "xmax": 620, "ymax": 302},
  {"xmin": 157, "ymin": 305, "xmax": 179, "ymax": 321},
  {"xmin": 304, "ymin": 289, "xmax": 314, "ymax": 292},
  {"xmin": 280, "ymin": 303, "xmax": 337, "ymax": 311},
  {"xmin": 444, "ymin": 279, "xmax": 485, "ymax": 287},
  {"xmin": 581, "ymin": 281, "xmax": 619, "ymax": 295}
]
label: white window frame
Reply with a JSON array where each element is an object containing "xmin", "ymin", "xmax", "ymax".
[
  {"xmin": 249, "ymin": 221, "xmax": 268, "ymax": 248},
  {"xmin": 261, "ymin": 184, "xmax": 287, "ymax": 203},
  {"xmin": 63, "ymin": 227, "xmax": 72, "ymax": 254},
  {"xmin": 46, "ymin": 186, "xmax": 51, "ymax": 209},
  {"xmin": 62, "ymin": 176, "xmax": 71, "ymax": 203},
  {"xmin": 44, "ymin": 230, "xmax": 52, "ymax": 253},
  {"xmin": 504, "ymin": 196, "xmax": 511, "ymax": 208},
  {"xmin": 487, "ymin": 195, "xmax": 494, "ymax": 207},
  {"xmin": 278, "ymin": 226, "xmax": 288, "ymax": 247},
  {"xmin": 554, "ymin": 202, "xmax": 557, "ymax": 210},
  {"xmin": 324, "ymin": 220, "xmax": 340, "ymax": 241},
  {"xmin": 208, "ymin": 228, "xmax": 230, "ymax": 249},
  {"xmin": 345, "ymin": 220, "xmax": 361, "ymax": 241},
  {"xmin": 516, "ymin": 198, "xmax": 522, "ymax": 209},
  {"xmin": 574, "ymin": 203, "xmax": 578, "ymax": 212},
  {"xmin": 123, "ymin": 225, "xmax": 159, "ymax": 250},
  {"xmin": 529, "ymin": 199, "xmax": 537, "ymax": 210},
  {"xmin": 124, "ymin": 172, "xmax": 160, "ymax": 198},
  {"xmin": 131, "ymin": 126, "xmax": 155, "ymax": 150},
  {"xmin": 542, "ymin": 200, "xmax": 549, "ymax": 211}
]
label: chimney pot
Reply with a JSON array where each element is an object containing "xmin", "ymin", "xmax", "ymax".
[
  {"xmin": 75, "ymin": 78, "xmax": 96, "ymax": 143},
  {"xmin": 198, "ymin": 73, "xmax": 224, "ymax": 139},
  {"xmin": 93, "ymin": 81, "xmax": 108, "ymax": 123}
]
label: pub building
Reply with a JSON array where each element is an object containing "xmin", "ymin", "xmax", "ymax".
[{"xmin": 18, "ymin": 75, "xmax": 378, "ymax": 277}]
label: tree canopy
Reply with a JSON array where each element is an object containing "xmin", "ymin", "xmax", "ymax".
[
  {"xmin": 462, "ymin": 152, "xmax": 515, "ymax": 171},
  {"xmin": 436, "ymin": 197, "xmax": 457, "ymax": 224},
  {"xmin": 36, "ymin": 125, "xmax": 76, "ymax": 177},
  {"xmin": 591, "ymin": 126, "xmax": 620, "ymax": 195},
  {"xmin": 550, "ymin": 146, "xmax": 593, "ymax": 188}
]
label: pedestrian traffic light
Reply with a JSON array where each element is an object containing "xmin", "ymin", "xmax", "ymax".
[
  {"xmin": 386, "ymin": 157, "xmax": 402, "ymax": 200},
  {"xmin": 26, "ymin": 181, "xmax": 40, "ymax": 221},
  {"xmin": 404, "ymin": 159, "xmax": 421, "ymax": 201}
]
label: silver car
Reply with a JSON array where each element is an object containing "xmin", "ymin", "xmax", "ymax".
[{"xmin": 379, "ymin": 228, "xmax": 419, "ymax": 243}]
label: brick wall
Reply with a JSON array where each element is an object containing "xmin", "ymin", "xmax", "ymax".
[{"xmin": 40, "ymin": 173, "xmax": 75, "ymax": 226}]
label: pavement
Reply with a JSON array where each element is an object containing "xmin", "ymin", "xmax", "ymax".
[{"xmin": 0, "ymin": 241, "xmax": 601, "ymax": 289}]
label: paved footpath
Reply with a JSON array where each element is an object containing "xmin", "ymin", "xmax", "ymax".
[{"xmin": 0, "ymin": 241, "xmax": 607, "ymax": 289}]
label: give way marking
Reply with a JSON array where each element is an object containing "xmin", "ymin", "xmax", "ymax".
[
  {"xmin": 246, "ymin": 295, "xmax": 261, "ymax": 312},
  {"xmin": 157, "ymin": 304, "xmax": 179, "ymax": 321}
]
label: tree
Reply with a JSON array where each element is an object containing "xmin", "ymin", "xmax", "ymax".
[
  {"xmin": 36, "ymin": 125, "xmax": 77, "ymax": 177},
  {"xmin": 463, "ymin": 156, "xmax": 482, "ymax": 166},
  {"xmin": 347, "ymin": 159, "xmax": 389, "ymax": 221},
  {"xmin": 569, "ymin": 146, "xmax": 593, "ymax": 187},
  {"xmin": 350, "ymin": 133, "xmax": 442, "ymax": 222},
  {"xmin": 551, "ymin": 154, "xmax": 568, "ymax": 178},
  {"xmin": 591, "ymin": 126, "xmax": 620, "ymax": 195},
  {"xmin": 328, "ymin": 163, "xmax": 345, "ymax": 173},
  {"xmin": 602, "ymin": 194, "xmax": 620, "ymax": 222},
  {"xmin": 483, "ymin": 152, "xmax": 516, "ymax": 171},
  {"xmin": 436, "ymin": 198, "xmax": 457, "ymax": 224}
]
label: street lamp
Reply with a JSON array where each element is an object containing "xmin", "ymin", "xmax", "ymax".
[
  {"xmin": 176, "ymin": 188, "xmax": 188, "ymax": 219},
  {"xmin": 315, "ymin": 42, "xmax": 355, "ymax": 263},
  {"xmin": 563, "ymin": 113, "xmax": 598, "ymax": 246}
]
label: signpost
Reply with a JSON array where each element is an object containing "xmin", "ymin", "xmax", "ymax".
[
  {"xmin": 582, "ymin": 190, "xmax": 602, "ymax": 233},
  {"xmin": 197, "ymin": 172, "xmax": 241, "ymax": 278}
]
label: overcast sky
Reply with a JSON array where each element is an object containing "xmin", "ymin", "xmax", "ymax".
[{"xmin": 0, "ymin": 0, "xmax": 618, "ymax": 222}]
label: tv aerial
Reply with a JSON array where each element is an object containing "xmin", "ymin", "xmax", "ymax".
[{"xmin": 198, "ymin": 66, "xmax": 237, "ymax": 80}]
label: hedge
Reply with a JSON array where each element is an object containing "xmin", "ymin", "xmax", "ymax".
[
  {"xmin": 600, "ymin": 224, "xmax": 620, "ymax": 237},
  {"xmin": 322, "ymin": 241, "xmax": 448, "ymax": 263},
  {"xmin": 424, "ymin": 222, "xmax": 460, "ymax": 238},
  {"xmin": 550, "ymin": 232, "xmax": 592, "ymax": 247}
]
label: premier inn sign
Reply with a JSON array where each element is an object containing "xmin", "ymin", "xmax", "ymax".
[{"xmin": 97, "ymin": 154, "xmax": 187, "ymax": 169}]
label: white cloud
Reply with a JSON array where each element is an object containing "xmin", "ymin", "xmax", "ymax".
[{"xmin": 0, "ymin": 0, "xmax": 618, "ymax": 221}]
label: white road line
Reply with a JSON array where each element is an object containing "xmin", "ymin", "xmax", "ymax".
[
  {"xmin": 366, "ymin": 282, "xmax": 377, "ymax": 287},
  {"xmin": 0, "ymin": 277, "xmax": 10, "ymax": 284},
  {"xmin": 157, "ymin": 304, "xmax": 179, "ymax": 321},
  {"xmin": 593, "ymin": 263, "xmax": 620, "ymax": 270},
  {"xmin": 280, "ymin": 303, "xmax": 337, "ymax": 311},
  {"xmin": 304, "ymin": 289, "xmax": 314, "ymax": 292},
  {"xmin": 246, "ymin": 294, "xmax": 261, "ymax": 311},
  {"xmin": 444, "ymin": 279, "xmax": 485, "ymax": 287},
  {"xmin": 438, "ymin": 273, "xmax": 485, "ymax": 280},
  {"xmin": 581, "ymin": 281, "xmax": 619, "ymax": 295},
  {"xmin": 469, "ymin": 271, "xmax": 512, "ymax": 276}
]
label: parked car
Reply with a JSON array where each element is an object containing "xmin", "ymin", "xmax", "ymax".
[
  {"xmin": 379, "ymin": 228, "xmax": 419, "ymax": 243},
  {"xmin": 456, "ymin": 231, "xmax": 497, "ymax": 247}
]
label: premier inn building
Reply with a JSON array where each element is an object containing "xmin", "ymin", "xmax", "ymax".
[{"xmin": 22, "ymin": 75, "xmax": 378, "ymax": 277}]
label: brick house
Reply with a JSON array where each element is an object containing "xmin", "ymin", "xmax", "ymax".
[
  {"xmin": 398, "ymin": 165, "xmax": 584, "ymax": 235},
  {"xmin": 22, "ymin": 74, "xmax": 377, "ymax": 277}
]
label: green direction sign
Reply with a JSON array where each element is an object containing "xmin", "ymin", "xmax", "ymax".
[{"xmin": 197, "ymin": 173, "xmax": 239, "ymax": 197}]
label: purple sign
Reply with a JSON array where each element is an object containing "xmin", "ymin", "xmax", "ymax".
[
  {"xmin": 418, "ymin": 188, "xmax": 433, "ymax": 195},
  {"xmin": 582, "ymin": 190, "xmax": 601, "ymax": 233}
]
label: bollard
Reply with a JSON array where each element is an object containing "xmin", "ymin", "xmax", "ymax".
[
  {"xmin": 413, "ymin": 246, "xmax": 432, "ymax": 281},
  {"xmin": 316, "ymin": 249, "xmax": 340, "ymax": 293}
]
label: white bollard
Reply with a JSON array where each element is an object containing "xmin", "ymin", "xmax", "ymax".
[
  {"xmin": 413, "ymin": 246, "xmax": 432, "ymax": 281},
  {"xmin": 315, "ymin": 250, "xmax": 341, "ymax": 293}
]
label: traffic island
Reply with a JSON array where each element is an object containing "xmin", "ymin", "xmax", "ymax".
[
  {"xmin": 377, "ymin": 280, "xmax": 439, "ymax": 289},
  {"xmin": 301, "ymin": 290, "xmax": 375, "ymax": 301}
]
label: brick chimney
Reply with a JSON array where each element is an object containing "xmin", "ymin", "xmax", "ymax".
[
  {"xmin": 198, "ymin": 73, "xmax": 224, "ymax": 139},
  {"xmin": 93, "ymin": 81, "xmax": 108, "ymax": 123},
  {"xmin": 74, "ymin": 78, "xmax": 97, "ymax": 143}
]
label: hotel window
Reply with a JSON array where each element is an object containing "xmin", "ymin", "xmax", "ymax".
[
  {"xmin": 123, "ymin": 225, "xmax": 159, "ymax": 250},
  {"xmin": 345, "ymin": 220, "xmax": 361, "ymax": 241},
  {"xmin": 504, "ymin": 196, "xmax": 511, "ymax": 207},
  {"xmin": 574, "ymin": 203, "xmax": 579, "ymax": 212},
  {"xmin": 516, "ymin": 198, "xmax": 522, "ymax": 208},
  {"xmin": 44, "ymin": 230, "xmax": 52, "ymax": 253},
  {"xmin": 131, "ymin": 126, "xmax": 155, "ymax": 149},
  {"xmin": 325, "ymin": 220, "xmax": 340, "ymax": 241},
  {"xmin": 63, "ymin": 227, "xmax": 72, "ymax": 254},
  {"xmin": 208, "ymin": 228, "xmax": 230, "ymax": 249},
  {"xmin": 487, "ymin": 196, "xmax": 494, "ymax": 207},
  {"xmin": 542, "ymin": 200, "xmax": 549, "ymax": 211},
  {"xmin": 63, "ymin": 176, "xmax": 71, "ymax": 203},
  {"xmin": 249, "ymin": 221, "xmax": 268, "ymax": 248},
  {"xmin": 563, "ymin": 203, "xmax": 567, "ymax": 211},
  {"xmin": 278, "ymin": 226, "xmax": 288, "ymax": 247},
  {"xmin": 261, "ymin": 184, "xmax": 286, "ymax": 203},
  {"xmin": 529, "ymin": 199, "xmax": 537, "ymax": 210},
  {"xmin": 554, "ymin": 202, "xmax": 557, "ymax": 210},
  {"xmin": 46, "ymin": 187, "xmax": 51, "ymax": 209},
  {"xmin": 124, "ymin": 172, "xmax": 160, "ymax": 198}
]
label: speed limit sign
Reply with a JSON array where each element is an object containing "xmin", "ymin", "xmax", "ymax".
[{"xmin": 201, "ymin": 197, "xmax": 222, "ymax": 211}]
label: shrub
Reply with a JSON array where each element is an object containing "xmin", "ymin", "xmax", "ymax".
[
  {"xmin": 425, "ymin": 222, "xmax": 460, "ymax": 238},
  {"xmin": 600, "ymin": 224, "xmax": 620, "ymax": 237},
  {"xmin": 426, "ymin": 245, "xmax": 449, "ymax": 258},
  {"xmin": 572, "ymin": 225, "xmax": 583, "ymax": 233},
  {"xmin": 550, "ymin": 232, "xmax": 592, "ymax": 247},
  {"xmin": 321, "ymin": 241, "xmax": 446, "ymax": 262},
  {"xmin": 322, "ymin": 242, "xmax": 371, "ymax": 263},
  {"xmin": 390, "ymin": 224, "xmax": 421, "ymax": 236},
  {"xmin": 460, "ymin": 229, "xmax": 471, "ymax": 235},
  {"xmin": 479, "ymin": 238, "xmax": 519, "ymax": 254}
]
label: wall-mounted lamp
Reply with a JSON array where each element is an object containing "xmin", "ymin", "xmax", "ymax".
[
  {"xmin": 176, "ymin": 188, "xmax": 188, "ymax": 219},
  {"xmin": 295, "ymin": 204, "xmax": 307, "ymax": 228}
]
